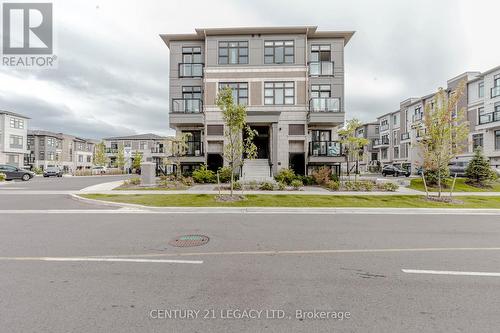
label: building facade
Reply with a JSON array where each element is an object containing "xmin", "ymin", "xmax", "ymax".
[
  {"xmin": 161, "ymin": 26, "xmax": 354, "ymax": 179},
  {"xmin": 27, "ymin": 130, "xmax": 95, "ymax": 172},
  {"xmin": 102, "ymin": 134, "xmax": 168, "ymax": 171},
  {"xmin": 370, "ymin": 66, "xmax": 500, "ymax": 173},
  {"xmin": 356, "ymin": 122, "xmax": 379, "ymax": 172},
  {"xmin": 0, "ymin": 110, "xmax": 29, "ymax": 167}
]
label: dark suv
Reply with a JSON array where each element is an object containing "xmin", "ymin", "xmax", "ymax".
[
  {"xmin": 382, "ymin": 165, "xmax": 410, "ymax": 177},
  {"xmin": 0, "ymin": 164, "xmax": 35, "ymax": 181}
]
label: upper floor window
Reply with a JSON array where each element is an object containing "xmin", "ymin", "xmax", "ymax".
[
  {"xmin": 180, "ymin": 46, "xmax": 203, "ymax": 78},
  {"xmin": 473, "ymin": 133, "xmax": 483, "ymax": 150},
  {"xmin": 219, "ymin": 82, "xmax": 248, "ymax": 105},
  {"xmin": 182, "ymin": 86, "xmax": 202, "ymax": 99},
  {"xmin": 264, "ymin": 82, "xmax": 294, "ymax": 105},
  {"xmin": 182, "ymin": 46, "xmax": 202, "ymax": 64},
  {"xmin": 375, "ymin": 126, "xmax": 379, "ymax": 134},
  {"xmin": 140, "ymin": 141, "xmax": 147, "ymax": 150},
  {"xmin": 264, "ymin": 41, "xmax": 294, "ymax": 64},
  {"xmin": 218, "ymin": 41, "xmax": 248, "ymax": 64},
  {"xmin": 478, "ymin": 82, "xmax": 484, "ymax": 98},
  {"xmin": 309, "ymin": 45, "xmax": 333, "ymax": 76},
  {"xmin": 495, "ymin": 74, "xmax": 500, "ymax": 87},
  {"xmin": 10, "ymin": 117, "xmax": 24, "ymax": 129},
  {"xmin": 9, "ymin": 135, "xmax": 23, "ymax": 149},
  {"xmin": 311, "ymin": 85, "xmax": 331, "ymax": 98},
  {"xmin": 393, "ymin": 113, "xmax": 399, "ymax": 125}
]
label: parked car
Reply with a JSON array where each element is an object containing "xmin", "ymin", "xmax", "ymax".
[
  {"xmin": 0, "ymin": 164, "xmax": 35, "ymax": 181},
  {"xmin": 43, "ymin": 166, "xmax": 63, "ymax": 177},
  {"xmin": 448, "ymin": 161, "xmax": 468, "ymax": 177},
  {"xmin": 92, "ymin": 166, "xmax": 107, "ymax": 175},
  {"xmin": 382, "ymin": 165, "xmax": 410, "ymax": 177}
]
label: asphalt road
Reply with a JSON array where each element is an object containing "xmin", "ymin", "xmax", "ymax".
[
  {"xmin": 0, "ymin": 174, "xmax": 131, "ymax": 191},
  {"xmin": 2, "ymin": 209, "xmax": 500, "ymax": 332}
]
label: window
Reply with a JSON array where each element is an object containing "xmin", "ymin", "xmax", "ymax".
[
  {"xmin": 473, "ymin": 134, "xmax": 483, "ymax": 150},
  {"xmin": 48, "ymin": 152, "xmax": 55, "ymax": 161},
  {"xmin": 393, "ymin": 146, "xmax": 399, "ymax": 159},
  {"xmin": 219, "ymin": 82, "xmax": 248, "ymax": 105},
  {"xmin": 414, "ymin": 107, "xmax": 423, "ymax": 121},
  {"xmin": 393, "ymin": 113, "xmax": 399, "ymax": 126},
  {"xmin": 381, "ymin": 148, "xmax": 388, "ymax": 160},
  {"xmin": 403, "ymin": 143, "xmax": 409, "ymax": 158},
  {"xmin": 309, "ymin": 45, "xmax": 333, "ymax": 76},
  {"xmin": 218, "ymin": 41, "xmax": 248, "ymax": 64},
  {"xmin": 478, "ymin": 82, "xmax": 484, "ymax": 98},
  {"xmin": 39, "ymin": 137, "xmax": 45, "ymax": 146},
  {"xmin": 182, "ymin": 46, "xmax": 202, "ymax": 64},
  {"xmin": 264, "ymin": 41, "xmax": 294, "ymax": 64},
  {"xmin": 393, "ymin": 131, "xmax": 398, "ymax": 145},
  {"xmin": 495, "ymin": 74, "xmax": 500, "ymax": 87},
  {"xmin": 207, "ymin": 125, "xmax": 224, "ymax": 136},
  {"xmin": 87, "ymin": 156, "xmax": 92, "ymax": 163},
  {"xmin": 375, "ymin": 126, "xmax": 379, "ymax": 134},
  {"xmin": 39, "ymin": 151, "xmax": 45, "ymax": 160},
  {"xmin": 182, "ymin": 86, "xmax": 202, "ymax": 99},
  {"xmin": 47, "ymin": 137, "xmax": 56, "ymax": 147},
  {"xmin": 124, "ymin": 141, "xmax": 131, "ymax": 148},
  {"xmin": 311, "ymin": 85, "xmax": 331, "ymax": 98},
  {"xmin": 78, "ymin": 155, "xmax": 83, "ymax": 163},
  {"xmin": 289, "ymin": 124, "xmax": 305, "ymax": 136},
  {"xmin": 111, "ymin": 142, "xmax": 118, "ymax": 149},
  {"xmin": 140, "ymin": 141, "xmax": 147, "ymax": 150},
  {"xmin": 9, "ymin": 135, "xmax": 23, "ymax": 149},
  {"xmin": 10, "ymin": 117, "xmax": 24, "ymax": 129},
  {"xmin": 495, "ymin": 130, "xmax": 500, "ymax": 150},
  {"xmin": 381, "ymin": 134, "xmax": 389, "ymax": 144},
  {"xmin": 264, "ymin": 82, "xmax": 294, "ymax": 105},
  {"xmin": 311, "ymin": 130, "xmax": 330, "ymax": 142}
]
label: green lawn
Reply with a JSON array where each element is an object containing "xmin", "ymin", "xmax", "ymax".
[
  {"xmin": 409, "ymin": 178, "xmax": 500, "ymax": 192},
  {"xmin": 81, "ymin": 194, "xmax": 500, "ymax": 209}
]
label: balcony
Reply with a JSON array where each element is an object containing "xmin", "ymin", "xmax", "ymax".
[
  {"xmin": 309, "ymin": 141, "xmax": 342, "ymax": 157},
  {"xmin": 185, "ymin": 141, "xmax": 203, "ymax": 157},
  {"xmin": 380, "ymin": 124, "xmax": 389, "ymax": 132},
  {"xmin": 151, "ymin": 147, "xmax": 165, "ymax": 154},
  {"xmin": 373, "ymin": 138, "xmax": 390, "ymax": 147},
  {"xmin": 479, "ymin": 110, "xmax": 500, "ymax": 125},
  {"xmin": 401, "ymin": 132, "xmax": 410, "ymax": 141},
  {"xmin": 308, "ymin": 61, "xmax": 334, "ymax": 76},
  {"xmin": 105, "ymin": 148, "xmax": 118, "ymax": 154},
  {"xmin": 309, "ymin": 97, "xmax": 341, "ymax": 112},
  {"xmin": 308, "ymin": 98, "xmax": 343, "ymax": 125},
  {"xmin": 491, "ymin": 86, "xmax": 500, "ymax": 98},
  {"xmin": 171, "ymin": 99, "xmax": 203, "ymax": 114},
  {"xmin": 178, "ymin": 63, "xmax": 203, "ymax": 78}
]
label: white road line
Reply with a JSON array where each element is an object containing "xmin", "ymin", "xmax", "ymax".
[
  {"xmin": 0, "ymin": 257, "xmax": 203, "ymax": 264},
  {"xmin": 402, "ymin": 269, "xmax": 500, "ymax": 277}
]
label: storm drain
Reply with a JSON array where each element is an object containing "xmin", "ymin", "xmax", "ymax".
[{"xmin": 169, "ymin": 235, "xmax": 209, "ymax": 247}]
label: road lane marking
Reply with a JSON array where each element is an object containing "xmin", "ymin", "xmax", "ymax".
[
  {"xmin": 94, "ymin": 247, "xmax": 500, "ymax": 259},
  {"xmin": 402, "ymin": 269, "xmax": 500, "ymax": 277},
  {"xmin": 0, "ymin": 257, "xmax": 202, "ymax": 264}
]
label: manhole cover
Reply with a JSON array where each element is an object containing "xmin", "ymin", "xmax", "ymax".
[{"xmin": 169, "ymin": 235, "xmax": 209, "ymax": 247}]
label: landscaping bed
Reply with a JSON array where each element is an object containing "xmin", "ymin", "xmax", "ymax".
[
  {"xmin": 114, "ymin": 176, "xmax": 192, "ymax": 191},
  {"xmin": 409, "ymin": 178, "xmax": 500, "ymax": 192}
]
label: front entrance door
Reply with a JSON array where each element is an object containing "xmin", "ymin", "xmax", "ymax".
[
  {"xmin": 247, "ymin": 126, "xmax": 269, "ymax": 159},
  {"xmin": 289, "ymin": 153, "xmax": 305, "ymax": 175}
]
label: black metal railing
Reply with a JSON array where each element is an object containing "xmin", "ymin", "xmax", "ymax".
[
  {"xmin": 178, "ymin": 63, "xmax": 203, "ymax": 78},
  {"xmin": 309, "ymin": 97, "xmax": 341, "ymax": 112},
  {"xmin": 401, "ymin": 132, "xmax": 410, "ymax": 140},
  {"xmin": 308, "ymin": 61, "xmax": 334, "ymax": 76},
  {"xmin": 373, "ymin": 138, "xmax": 389, "ymax": 146},
  {"xmin": 185, "ymin": 141, "xmax": 203, "ymax": 156},
  {"xmin": 479, "ymin": 110, "xmax": 500, "ymax": 125},
  {"xmin": 106, "ymin": 148, "xmax": 118, "ymax": 154},
  {"xmin": 491, "ymin": 86, "xmax": 500, "ymax": 98},
  {"xmin": 171, "ymin": 98, "xmax": 203, "ymax": 113},
  {"xmin": 308, "ymin": 141, "xmax": 342, "ymax": 157},
  {"xmin": 151, "ymin": 147, "xmax": 165, "ymax": 153}
]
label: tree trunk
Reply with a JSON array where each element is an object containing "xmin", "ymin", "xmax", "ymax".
[
  {"xmin": 230, "ymin": 166, "xmax": 234, "ymax": 197},
  {"xmin": 421, "ymin": 172, "xmax": 429, "ymax": 199},
  {"xmin": 437, "ymin": 168, "xmax": 442, "ymax": 198}
]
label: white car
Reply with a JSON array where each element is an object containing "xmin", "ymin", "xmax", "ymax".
[{"xmin": 91, "ymin": 166, "xmax": 107, "ymax": 175}]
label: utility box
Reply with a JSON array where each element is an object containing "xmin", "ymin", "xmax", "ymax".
[{"xmin": 140, "ymin": 162, "xmax": 156, "ymax": 187}]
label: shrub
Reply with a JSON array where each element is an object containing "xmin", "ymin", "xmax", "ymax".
[
  {"xmin": 192, "ymin": 165, "xmax": 216, "ymax": 184},
  {"xmin": 423, "ymin": 167, "xmax": 449, "ymax": 186},
  {"xmin": 330, "ymin": 173, "xmax": 340, "ymax": 182},
  {"xmin": 465, "ymin": 149, "xmax": 495, "ymax": 185},
  {"xmin": 181, "ymin": 177, "xmax": 194, "ymax": 187},
  {"xmin": 342, "ymin": 180, "xmax": 375, "ymax": 191},
  {"xmin": 360, "ymin": 180, "xmax": 375, "ymax": 191},
  {"xmin": 217, "ymin": 166, "xmax": 235, "ymax": 183},
  {"xmin": 259, "ymin": 182, "xmax": 275, "ymax": 191},
  {"xmin": 248, "ymin": 180, "xmax": 259, "ymax": 190},
  {"xmin": 311, "ymin": 166, "xmax": 331, "ymax": 185},
  {"xmin": 274, "ymin": 168, "xmax": 297, "ymax": 185},
  {"xmin": 277, "ymin": 182, "xmax": 286, "ymax": 190},
  {"xmin": 382, "ymin": 182, "xmax": 399, "ymax": 192},
  {"xmin": 32, "ymin": 167, "xmax": 43, "ymax": 175},
  {"xmin": 325, "ymin": 180, "xmax": 340, "ymax": 191},
  {"xmin": 290, "ymin": 179, "xmax": 303, "ymax": 190},
  {"xmin": 301, "ymin": 175, "xmax": 315, "ymax": 186},
  {"xmin": 232, "ymin": 181, "xmax": 242, "ymax": 190},
  {"xmin": 0, "ymin": 173, "xmax": 6, "ymax": 182},
  {"xmin": 125, "ymin": 177, "xmax": 141, "ymax": 186}
]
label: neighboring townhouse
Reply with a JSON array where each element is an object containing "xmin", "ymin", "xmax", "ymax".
[
  {"xmin": 160, "ymin": 26, "xmax": 354, "ymax": 179},
  {"xmin": 371, "ymin": 66, "xmax": 499, "ymax": 173},
  {"xmin": 102, "ymin": 134, "xmax": 168, "ymax": 170},
  {"xmin": 356, "ymin": 122, "xmax": 379, "ymax": 172},
  {"xmin": 0, "ymin": 110, "xmax": 29, "ymax": 167},
  {"xmin": 27, "ymin": 130, "xmax": 95, "ymax": 172}
]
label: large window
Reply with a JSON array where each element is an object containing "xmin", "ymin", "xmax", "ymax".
[
  {"xmin": 219, "ymin": 82, "xmax": 248, "ymax": 105},
  {"xmin": 10, "ymin": 117, "xmax": 24, "ymax": 129},
  {"xmin": 393, "ymin": 146, "xmax": 399, "ymax": 159},
  {"xmin": 9, "ymin": 135, "xmax": 23, "ymax": 149},
  {"xmin": 264, "ymin": 82, "xmax": 294, "ymax": 105},
  {"xmin": 218, "ymin": 41, "xmax": 248, "ymax": 64},
  {"xmin": 309, "ymin": 45, "xmax": 333, "ymax": 76},
  {"xmin": 495, "ymin": 130, "xmax": 500, "ymax": 151},
  {"xmin": 311, "ymin": 130, "xmax": 330, "ymax": 142},
  {"xmin": 182, "ymin": 86, "xmax": 202, "ymax": 99},
  {"xmin": 182, "ymin": 46, "xmax": 202, "ymax": 64},
  {"xmin": 180, "ymin": 46, "xmax": 203, "ymax": 77},
  {"xmin": 478, "ymin": 82, "xmax": 484, "ymax": 98},
  {"xmin": 473, "ymin": 134, "xmax": 483, "ymax": 150},
  {"xmin": 311, "ymin": 85, "xmax": 331, "ymax": 98},
  {"xmin": 264, "ymin": 41, "xmax": 294, "ymax": 64}
]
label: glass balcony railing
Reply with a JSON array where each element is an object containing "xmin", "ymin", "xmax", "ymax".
[
  {"xmin": 491, "ymin": 86, "xmax": 500, "ymax": 98},
  {"xmin": 105, "ymin": 148, "xmax": 118, "ymax": 154},
  {"xmin": 309, "ymin": 97, "xmax": 341, "ymax": 112},
  {"xmin": 171, "ymin": 99, "xmax": 203, "ymax": 113},
  {"xmin": 185, "ymin": 141, "xmax": 203, "ymax": 157},
  {"xmin": 178, "ymin": 63, "xmax": 203, "ymax": 78},
  {"xmin": 479, "ymin": 110, "xmax": 500, "ymax": 125},
  {"xmin": 401, "ymin": 132, "xmax": 410, "ymax": 140},
  {"xmin": 308, "ymin": 61, "xmax": 334, "ymax": 76},
  {"xmin": 308, "ymin": 141, "xmax": 342, "ymax": 157},
  {"xmin": 380, "ymin": 124, "xmax": 389, "ymax": 131},
  {"xmin": 373, "ymin": 138, "xmax": 389, "ymax": 146}
]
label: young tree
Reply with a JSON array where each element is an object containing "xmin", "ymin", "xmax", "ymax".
[
  {"xmin": 93, "ymin": 141, "xmax": 107, "ymax": 167},
  {"xmin": 164, "ymin": 133, "xmax": 191, "ymax": 179},
  {"xmin": 465, "ymin": 148, "xmax": 494, "ymax": 185},
  {"xmin": 132, "ymin": 152, "xmax": 142, "ymax": 171},
  {"xmin": 418, "ymin": 80, "xmax": 469, "ymax": 198},
  {"xmin": 216, "ymin": 87, "xmax": 257, "ymax": 197},
  {"xmin": 116, "ymin": 146, "xmax": 125, "ymax": 171},
  {"xmin": 338, "ymin": 118, "xmax": 369, "ymax": 180}
]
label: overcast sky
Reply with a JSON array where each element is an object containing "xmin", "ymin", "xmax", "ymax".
[{"xmin": 1, "ymin": 0, "xmax": 499, "ymax": 139}]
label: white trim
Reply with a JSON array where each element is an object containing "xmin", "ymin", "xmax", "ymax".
[
  {"xmin": 402, "ymin": 269, "xmax": 500, "ymax": 277},
  {"xmin": 205, "ymin": 66, "xmax": 307, "ymax": 73},
  {"xmin": 205, "ymin": 78, "xmax": 306, "ymax": 83}
]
